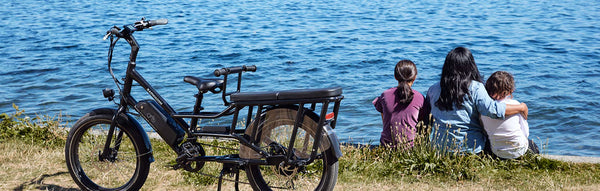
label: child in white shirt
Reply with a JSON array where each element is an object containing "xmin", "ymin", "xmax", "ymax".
[{"xmin": 481, "ymin": 71, "xmax": 532, "ymax": 159}]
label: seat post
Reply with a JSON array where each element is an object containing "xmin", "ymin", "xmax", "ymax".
[{"xmin": 190, "ymin": 92, "xmax": 204, "ymax": 129}]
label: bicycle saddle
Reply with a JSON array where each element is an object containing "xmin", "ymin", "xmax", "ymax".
[{"xmin": 184, "ymin": 76, "xmax": 224, "ymax": 93}]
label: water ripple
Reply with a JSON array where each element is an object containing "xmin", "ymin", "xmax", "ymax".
[{"xmin": 1, "ymin": 0, "xmax": 600, "ymax": 157}]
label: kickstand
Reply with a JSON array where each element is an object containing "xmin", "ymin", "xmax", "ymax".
[
  {"xmin": 217, "ymin": 163, "xmax": 241, "ymax": 191},
  {"xmin": 234, "ymin": 169, "xmax": 240, "ymax": 191}
]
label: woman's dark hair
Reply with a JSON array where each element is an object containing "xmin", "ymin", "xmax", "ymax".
[
  {"xmin": 394, "ymin": 60, "xmax": 418, "ymax": 104},
  {"xmin": 435, "ymin": 47, "xmax": 482, "ymax": 111}
]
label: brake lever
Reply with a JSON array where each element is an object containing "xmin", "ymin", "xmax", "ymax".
[
  {"xmin": 103, "ymin": 32, "xmax": 111, "ymax": 41},
  {"xmin": 103, "ymin": 26, "xmax": 121, "ymax": 40},
  {"xmin": 134, "ymin": 17, "xmax": 150, "ymax": 30}
]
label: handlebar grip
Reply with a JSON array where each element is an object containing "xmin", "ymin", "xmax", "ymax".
[
  {"xmin": 148, "ymin": 19, "xmax": 168, "ymax": 26},
  {"xmin": 214, "ymin": 68, "xmax": 228, "ymax": 77},
  {"xmin": 244, "ymin": 65, "xmax": 257, "ymax": 72}
]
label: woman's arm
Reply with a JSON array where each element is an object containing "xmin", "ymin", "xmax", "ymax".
[{"xmin": 505, "ymin": 102, "xmax": 528, "ymax": 119}]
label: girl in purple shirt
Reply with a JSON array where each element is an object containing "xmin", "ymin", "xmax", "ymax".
[{"xmin": 373, "ymin": 60, "xmax": 429, "ymax": 148}]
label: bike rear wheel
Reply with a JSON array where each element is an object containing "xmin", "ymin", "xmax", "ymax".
[
  {"xmin": 242, "ymin": 107, "xmax": 338, "ymax": 191},
  {"xmin": 65, "ymin": 112, "xmax": 150, "ymax": 190}
]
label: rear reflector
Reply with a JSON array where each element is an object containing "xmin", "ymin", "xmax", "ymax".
[{"xmin": 326, "ymin": 112, "xmax": 335, "ymax": 120}]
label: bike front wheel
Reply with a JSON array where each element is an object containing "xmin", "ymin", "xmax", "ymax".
[
  {"xmin": 65, "ymin": 111, "xmax": 151, "ymax": 190},
  {"xmin": 242, "ymin": 107, "xmax": 339, "ymax": 191}
]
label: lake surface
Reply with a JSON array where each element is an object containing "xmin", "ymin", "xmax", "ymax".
[{"xmin": 1, "ymin": 0, "xmax": 599, "ymax": 156}]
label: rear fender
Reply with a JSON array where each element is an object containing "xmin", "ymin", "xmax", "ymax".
[
  {"xmin": 323, "ymin": 124, "xmax": 342, "ymax": 165},
  {"xmin": 89, "ymin": 108, "xmax": 155, "ymax": 163}
]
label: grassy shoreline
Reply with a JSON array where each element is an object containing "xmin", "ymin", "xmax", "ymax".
[{"xmin": 1, "ymin": 106, "xmax": 599, "ymax": 190}]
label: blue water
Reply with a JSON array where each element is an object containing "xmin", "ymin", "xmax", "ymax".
[{"xmin": 1, "ymin": 0, "xmax": 599, "ymax": 157}]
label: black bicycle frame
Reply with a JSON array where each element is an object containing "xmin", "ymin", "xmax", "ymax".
[{"xmin": 103, "ymin": 25, "xmax": 343, "ymax": 166}]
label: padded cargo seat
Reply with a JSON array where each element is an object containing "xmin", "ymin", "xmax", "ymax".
[{"xmin": 230, "ymin": 87, "xmax": 342, "ymax": 102}]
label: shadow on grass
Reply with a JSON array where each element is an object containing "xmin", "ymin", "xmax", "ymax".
[{"xmin": 13, "ymin": 171, "xmax": 79, "ymax": 191}]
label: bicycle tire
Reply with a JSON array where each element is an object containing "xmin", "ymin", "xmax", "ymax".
[
  {"xmin": 243, "ymin": 106, "xmax": 338, "ymax": 191},
  {"xmin": 65, "ymin": 112, "xmax": 151, "ymax": 190}
]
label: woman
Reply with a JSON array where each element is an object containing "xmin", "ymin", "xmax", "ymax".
[{"xmin": 426, "ymin": 47, "xmax": 528, "ymax": 154}]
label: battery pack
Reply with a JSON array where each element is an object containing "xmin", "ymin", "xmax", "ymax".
[{"xmin": 135, "ymin": 100, "xmax": 185, "ymax": 146}]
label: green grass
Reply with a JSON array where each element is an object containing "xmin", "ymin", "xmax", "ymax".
[
  {"xmin": 338, "ymin": 135, "xmax": 567, "ymax": 182},
  {"xmin": 0, "ymin": 104, "xmax": 67, "ymax": 147},
  {"xmin": 1, "ymin": 105, "xmax": 599, "ymax": 190},
  {"xmin": 337, "ymin": 123, "xmax": 600, "ymax": 190}
]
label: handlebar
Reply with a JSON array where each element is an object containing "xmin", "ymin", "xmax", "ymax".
[
  {"xmin": 214, "ymin": 65, "xmax": 257, "ymax": 77},
  {"xmin": 104, "ymin": 18, "xmax": 168, "ymax": 40}
]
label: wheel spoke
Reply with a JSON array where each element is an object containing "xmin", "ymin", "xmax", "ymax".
[
  {"xmin": 66, "ymin": 115, "xmax": 150, "ymax": 190},
  {"xmin": 244, "ymin": 107, "xmax": 338, "ymax": 190}
]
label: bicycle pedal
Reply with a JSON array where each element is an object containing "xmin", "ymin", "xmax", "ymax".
[{"xmin": 180, "ymin": 141, "xmax": 205, "ymax": 158}]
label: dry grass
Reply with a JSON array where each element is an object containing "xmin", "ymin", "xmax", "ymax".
[
  {"xmin": 1, "ymin": 139, "xmax": 600, "ymax": 191},
  {"xmin": 0, "ymin": 138, "xmax": 254, "ymax": 190},
  {"xmin": 0, "ymin": 139, "xmax": 77, "ymax": 190}
]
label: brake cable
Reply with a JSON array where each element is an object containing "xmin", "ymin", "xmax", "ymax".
[{"xmin": 107, "ymin": 33, "xmax": 124, "ymax": 93}]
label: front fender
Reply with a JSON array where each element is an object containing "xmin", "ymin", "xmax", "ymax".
[{"xmin": 89, "ymin": 108, "xmax": 154, "ymax": 163}]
